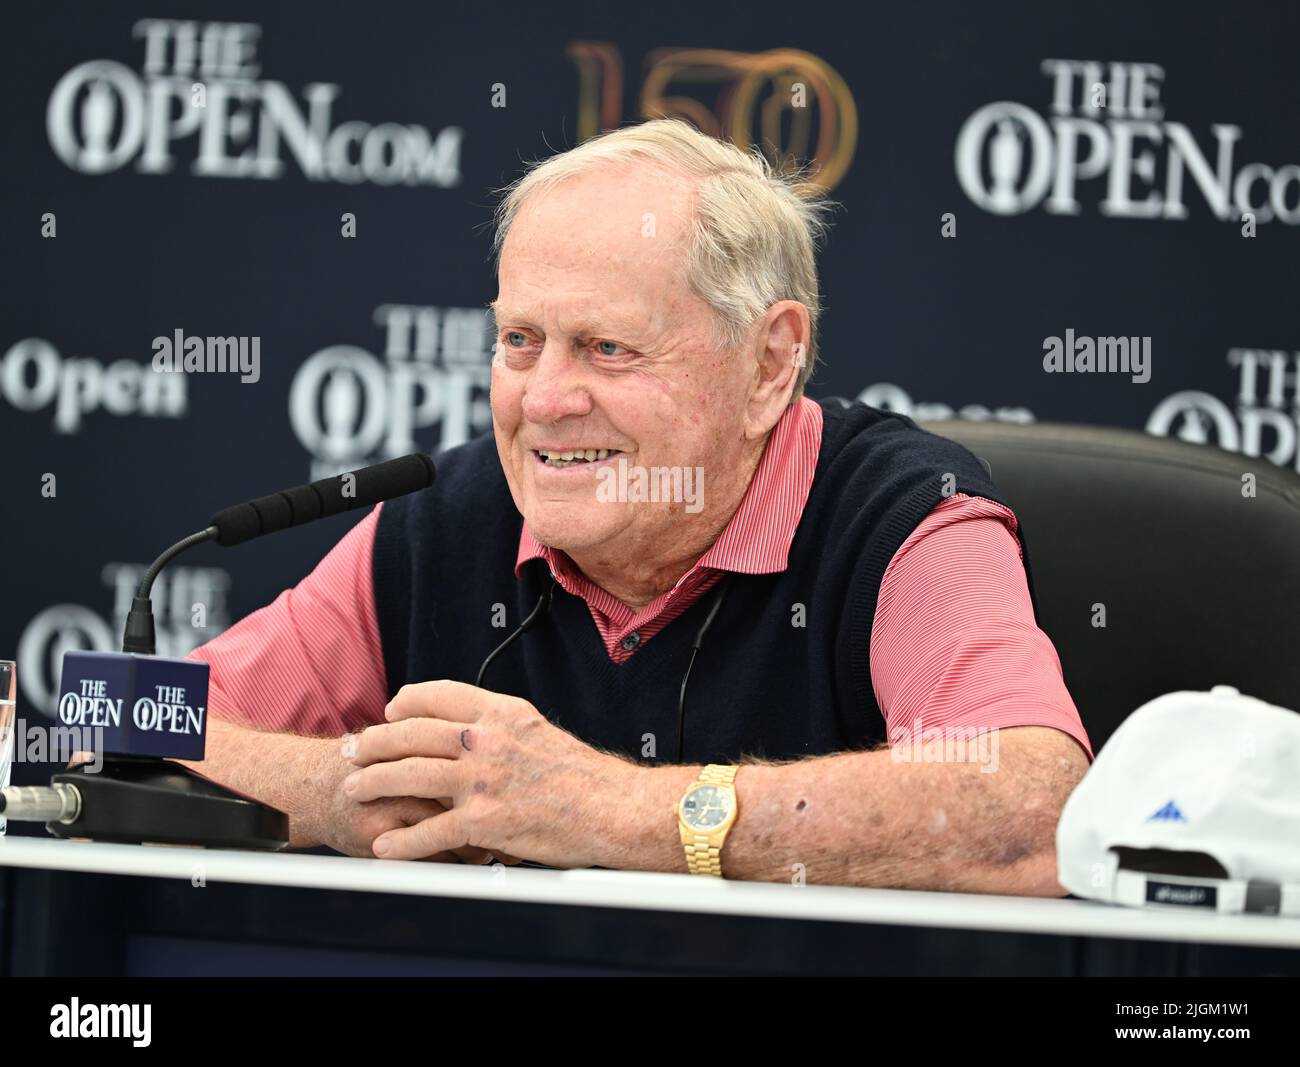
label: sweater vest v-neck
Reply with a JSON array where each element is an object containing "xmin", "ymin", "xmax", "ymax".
[{"xmin": 371, "ymin": 399, "xmax": 1035, "ymax": 765}]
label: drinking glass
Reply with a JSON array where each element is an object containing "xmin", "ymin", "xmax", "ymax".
[{"xmin": 0, "ymin": 661, "xmax": 15, "ymax": 837}]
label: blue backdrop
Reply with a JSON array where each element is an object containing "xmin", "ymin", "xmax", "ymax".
[{"xmin": 3, "ymin": 0, "xmax": 1298, "ymax": 794}]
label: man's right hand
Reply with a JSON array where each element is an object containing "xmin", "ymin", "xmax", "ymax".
[
  {"xmin": 304, "ymin": 749, "xmax": 500, "ymax": 863},
  {"xmin": 181, "ymin": 715, "xmax": 517, "ymax": 865}
]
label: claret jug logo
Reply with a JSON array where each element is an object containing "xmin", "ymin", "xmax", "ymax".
[
  {"xmin": 957, "ymin": 59, "xmax": 1300, "ymax": 224},
  {"xmin": 290, "ymin": 304, "xmax": 495, "ymax": 479},
  {"xmin": 1147, "ymin": 348, "xmax": 1300, "ymax": 471},
  {"xmin": 47, "ymin": 19, "xmax": 463, "ymax": 185}
]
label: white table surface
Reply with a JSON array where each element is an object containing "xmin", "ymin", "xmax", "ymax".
[{"xmin": 2, "ymin": 835, "xmax": 1298, "ymax": 950}]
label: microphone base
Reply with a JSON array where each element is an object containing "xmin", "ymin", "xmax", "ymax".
[{"xmin": 47, "ymin": 757, "xmax": 290, "ymax": 850}]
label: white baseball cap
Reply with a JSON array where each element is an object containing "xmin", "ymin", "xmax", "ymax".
[{"xmin": 1057, "ymin": 685, "xmax": 1300, "ymax": 916}]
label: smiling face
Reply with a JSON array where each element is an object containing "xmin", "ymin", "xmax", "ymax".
[{"xmin": 490, "ymin": 162, "xmax": 762, "ymax": 567}]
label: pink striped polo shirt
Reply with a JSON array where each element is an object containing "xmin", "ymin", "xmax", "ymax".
[{"xmin": 187, "ymin": 398, "xmax": 1093, "ymax": 760}]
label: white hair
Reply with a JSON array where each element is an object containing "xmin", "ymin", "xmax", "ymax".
[{"xmin": 491, "ymin": 118, "xmax": 835, "ymax": 395}]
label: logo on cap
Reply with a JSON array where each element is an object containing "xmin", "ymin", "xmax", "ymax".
[{"xmin": 1146, "ymin": 800, "xmax": 1189, "ymax": 823}]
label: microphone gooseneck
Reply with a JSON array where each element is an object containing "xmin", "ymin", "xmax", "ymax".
[
  {"xmin": 123, "ymin": 526, "xmax": 219, "ymax": 655},
  {"xmin": 122, "ymin": 454, "xmax": 437, "ymax": 654}
]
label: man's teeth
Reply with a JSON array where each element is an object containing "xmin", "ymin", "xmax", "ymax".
[{"xmin": 538, "ymin": 448, "xmax": 617, "ymax": 467}]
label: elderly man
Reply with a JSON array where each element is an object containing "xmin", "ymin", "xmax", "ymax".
[{"xmin": 184, "ymin": 118, "xmax": 1091, "ymax": 893}]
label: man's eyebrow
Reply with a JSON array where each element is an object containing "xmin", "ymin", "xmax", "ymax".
[
  {"xmin": 488, "ymin": 303, "xmax": 644, "ymax": 340},
  {"xmin": 488, "ymin": 301, "xmax": 535, "ymax": 325}
]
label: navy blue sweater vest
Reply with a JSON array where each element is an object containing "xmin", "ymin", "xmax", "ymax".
[{"xmin": 372, "ymin": 400, "xmax": 1036, "ymax": 765}]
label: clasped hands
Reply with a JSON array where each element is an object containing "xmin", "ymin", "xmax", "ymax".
[{"xmin": 340, "ymin": 679, "xmax": 641, "ymax": 866}]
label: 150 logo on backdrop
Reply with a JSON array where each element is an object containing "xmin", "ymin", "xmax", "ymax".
[
  {"xmin": 956, "ymin": 59, "xmax": 1300, "ymax": 224},
  {"xmin": 290, "ymin": 304, "xmax": 494, "ymax": 479},
  {"xmin": 47, "ymin": 19, "xmax": 463, "ymax": 186},
  {"xmin": 568, "ymin": 43, "xmax": 857, "ymax": 192}
]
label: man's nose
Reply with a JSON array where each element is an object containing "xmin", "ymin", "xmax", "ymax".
[{"xmin": 520, "ymin": 342, "xmax": 593, "ymax": 423}]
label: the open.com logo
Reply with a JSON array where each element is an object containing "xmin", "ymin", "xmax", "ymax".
[{"xmin": 956, "ymin": 58, "xmax": 1300, "ymax": 224}]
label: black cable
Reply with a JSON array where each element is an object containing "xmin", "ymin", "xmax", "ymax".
[
  {"xmin": 676, "ymin": 578, "xmax": 730, "ymax": 762},
  {"xmin": 474, "ymin": 571, "xmax": 731, "ymax": 764},
  {"xmin": 475, "ymin": 575, "xmax": 555, "ymax": 687}
]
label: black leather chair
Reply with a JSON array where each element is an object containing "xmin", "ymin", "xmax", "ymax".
[{"xmin": 919, "ymin": 419, "xmax": 1300, "ymax": 750}]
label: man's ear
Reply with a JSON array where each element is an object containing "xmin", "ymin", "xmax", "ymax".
[{"xmin": 745, "ymin": 300, "xmax": 811, "ymax": 439}]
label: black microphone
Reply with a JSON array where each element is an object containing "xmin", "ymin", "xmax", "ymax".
[
  {"xmin": 209, "ymin": 453, "xmax": 436, "ymax": 547},
  {"xmin": 2, "ymin": 455, "xmax": 436, "ymax": 850}
]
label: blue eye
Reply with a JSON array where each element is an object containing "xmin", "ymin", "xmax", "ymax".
[
  {"xmin": 597, "ymin": 341, "xmax": 622, "ymax": 356},
  {"xmin": 506, "ymin": 331, "xmax": 528, "ymax": 348}
]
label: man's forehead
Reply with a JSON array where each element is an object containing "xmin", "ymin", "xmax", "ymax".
[{"xmin": 493, "ymin": 165, "xmax": 698, "ymax": 333}]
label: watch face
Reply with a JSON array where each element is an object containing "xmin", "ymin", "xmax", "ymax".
[{"xmin": 681, "ymin": 785, "xmax": 732, "ymax": 831}]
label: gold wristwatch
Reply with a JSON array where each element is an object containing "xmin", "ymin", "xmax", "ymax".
[{"xmin": 675, "ymin": 764, "xmax": 739, "ymax": 876}]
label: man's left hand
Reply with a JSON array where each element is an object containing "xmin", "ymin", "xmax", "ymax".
[{"xmin": 343, "ymin": 679, "xmax": 645, "ymax": 865}]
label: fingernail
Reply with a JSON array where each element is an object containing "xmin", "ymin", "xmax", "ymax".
[
  {"xmin": 342, "ymin": 771, "xmax": 359, "ymax": 794},
  {"xmin": 374, "ymin": 838, "xmax": 391, "ymax": 857},
  {"xmin": 340, "ymin": 733, "xmax": 357, "ymax": 759}
]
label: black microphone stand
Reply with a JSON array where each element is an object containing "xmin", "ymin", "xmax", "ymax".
[
  {"xmin": 12, "ymin": 455, "xmax": 436, "ymax": 847},
  {"xmin": 46, "ymin": 525, "xmax": 290, "ymax": 849}
]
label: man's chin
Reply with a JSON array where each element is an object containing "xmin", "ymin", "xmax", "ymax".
[{"xmin": 524, "ymin": 509, "xmax": 623, "ymax": 555}]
